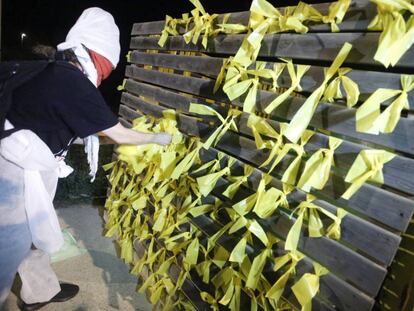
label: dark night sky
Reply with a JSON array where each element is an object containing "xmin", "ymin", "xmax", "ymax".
[{"xmin": 2, "ymin": 0, "xmax": 323, "ymax": 111}]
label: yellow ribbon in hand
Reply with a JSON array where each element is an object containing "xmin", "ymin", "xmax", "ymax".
[
  {"xmin": 297, "ymin": 136, "xmax": 343, "ymax": 192},
  {"xmin": 323, "ymin": 68, "xmax": 360, "ymax": 108},
  {"xmin": 284, "ymin": 43, "xmax": 353, "ymax": 143},
  {"xmin": 356, "ymin": 74, "xmax": 414, "ymax": 134},
  {"xmin": 342, "ymin": 149, "xmax": 395, "ymax": 199},
  {"xmin": 292, "ymin": 262, "xmax": 329, "ymax": 311}
]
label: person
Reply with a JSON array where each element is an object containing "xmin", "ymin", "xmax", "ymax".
[{"xmin": 0, "ymin": 7, "xmax": 171, "ymax": 311}]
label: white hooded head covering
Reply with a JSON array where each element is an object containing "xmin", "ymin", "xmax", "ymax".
[
  {"xmin": 57, "ymin": 7, "xmax": 121, "ymax": 86},
  {"xmin": 57, "ymin": 8, "xmax": 120, "ymax": 182}
]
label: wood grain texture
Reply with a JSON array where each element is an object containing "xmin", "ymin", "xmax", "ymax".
[
  {"xmin": 125, "ymin": 65, "xmax": 414, "ymax": 157},
  {"xmin": 131, "ymin": 0, "xmax": 376, "ymax": 35},
  {"xmin": 130, "ymin": 32, "xmax": 414, "ymax": 71},
  {"xmin": 129, "ymin": 51, "xmax": 414, "ymax": 109}
]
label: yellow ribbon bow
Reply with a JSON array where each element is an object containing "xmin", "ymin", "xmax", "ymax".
[
  {"xmin": 342, "ymin": 149, "xmax": 396, "ymax": 199},
  {"xmin": 247, "ymin": 114, "xmax": 281, "ymax": 149},
  {"xmin": 158, "ymin": 15, "xmax": 180, "ymax": 47},
  {"xmin": 245, "ymin": 235, "xmax": 279, "ymax": 290},
  {"xmin": 253, "ymin": 182, "xmax": 292, "ymax": 219},
  {"xmin": 284, "ymin": 42, "xmax": 353, "ymax": 143},
  {"xmin": 223, "ymin": 165, "xmax": 255, "ymax": 199},
  {"xmin": 266, "ymin": 250, "xmax": 305, "ymax": 301},
  {"xmin": 264, "ymin": 59, "xmax": 310, "ymax": 114},
  {"xmin": 183, "ymin": 0, "xmax": 219, "ymax": 49},
  {"xmin": 189, "ymin": 103, "xmax": 242, "ymax": 149},
  {"xmin": 292, "ymin": 262, "xmax": 329, "ymax": 311},
  {"xmin": 356, "ymin": 74, "xmax": 414, "ymax": 134},
  {"xmin": 322, "ymin": 0, "xmax": 352, "ymax": 32},
  {"xmin": 285, "ymin": 195, "xmax": 341, "ymax": 251},
  {"xmin": 322, "ymin": 67, "xmax": 360, "ymax": 108},
  {"xmin": 197, "ymin": 165, "xmax": 231, "ymax": 197},
  {"xmin": 223, "ymin": 62, "xmax": 276, "ymax": 113},
  {"xmin": 297, "ymin": 136, "xmax": 343, "ymax": 192},
  {"xmin": 263, "ymin": 130, "xmax": 314, "ymax": 186},
  {"xmin": 369, "ymin": 0, "xmax": 414, "ymax": 67}
]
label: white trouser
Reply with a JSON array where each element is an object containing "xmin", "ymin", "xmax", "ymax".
[{"xmin": 0, "ymin": 155, "xmax": 61, "ymax": 307}]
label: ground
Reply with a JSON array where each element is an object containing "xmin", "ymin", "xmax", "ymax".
[{"xmin": 2, "ymin": 204, "xmax": 152, "ymax": 311}]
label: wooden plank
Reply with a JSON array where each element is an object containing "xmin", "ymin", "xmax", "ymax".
[
  {"xmin": 130, "ymin": 32, "xmax": 414, "ymax": 71},
  {"xmin": 118, "ymin": 99, "xmax": 389, "ymax": 297},
  {"xmin": 133, "ymin": 242, "xmax": 211, "ymax": 311},
  {"xmin": 131, "ymin": 0, "xmax": 376, "ymax": 35},
  {"xmin": 129, "ymin": 51, "xmax": 414, "ymax": 109},
  {"xmin": 191, "ymin": 212, "xmax": 373, "ymax": 311},
  {"xmin": 121, "ymin": 73, "xmax": 414, "ymax": 232},
  {"xmin": 121, "ymin": 90, "xmax": 402, "ymax": 267},
  {"xmin": 125, "ymin": 66, "xmax": 414, "ymax": 156},
  {"xmin": 125, "ymin": 65, "xmax": 414, "ymax": 165}
]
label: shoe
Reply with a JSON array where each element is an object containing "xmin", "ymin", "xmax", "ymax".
[{"xmin": 18, "ymin": 283, "xmax": 79, "ymax": 311}]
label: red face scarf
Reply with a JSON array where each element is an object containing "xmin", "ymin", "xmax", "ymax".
[{"xmin": 89, "ymin": 50, "xmax": 113, "ymax": 86}]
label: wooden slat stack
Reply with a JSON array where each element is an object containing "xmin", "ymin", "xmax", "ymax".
[{"xmin": 113, "ymin": 0, "xmax": 414, "ymax": 310}]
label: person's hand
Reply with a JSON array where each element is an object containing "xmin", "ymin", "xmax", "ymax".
[{"xmin": 154, "ymin": 133, "xmax": 172, "ymax": 145}]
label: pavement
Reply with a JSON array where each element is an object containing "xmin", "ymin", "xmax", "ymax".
[{"xmin": 2, "ymin": 204, "xmax": 152, "ymax": 311}]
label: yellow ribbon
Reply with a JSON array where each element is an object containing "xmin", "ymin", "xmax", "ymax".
[
  {"xmin": 322, "ymin": 68, "xmax": 360, "ymax": 108},
  {"xmin": 285, "ymin": 195, "xmax": 340, "ymax": 251},
  {"xmin": 189, "ymin": 103, "xmax": 242, "ymax": 149},
  {"xmin": 223, "ymin": 165, "xmax": 254, "ymax": 199},
  {"xmin": 297, "ymin": 136, "xmax": 343, "ymax": 192},
  {"xmin": 223, "ymin": 62, "xmax": 276, "ymax": 113},
  {"xmin": 342, "ymin": 149, "xmax": 396, "ymax": 199},
  {"xmin": 369, "ymin": 0, "xmax": 414, "ymax": 67},
  {"xmin": 158, "ymin": 15, "xmax": 180, "ymax": 47},
  {"xmin": 253, "ymin": 183, "xmax": 292, "ymax": 219},
  {"xmin": 356, "ymin": 74, "xmax": 414, "ymax": 134},
  {"xmin": 247, "ymin": 114, "xmax": 281, "ymax": 149},
  {"xmin": 264, "ymin": 59, "xmax": 310, "ymax": 114},
  {"xmin": 284, "ymin": 42, "xmax": 353, "ymax": 143},
  {"xmin": 266, "ymin": 251, "xmax": 304, "ymax": 301},
  {"xmin": 291, "ymin": 262, "xmax": 329, "ymax": 311},
  {"xmin": 183, "ymin": 0, "xmax": 219, "ymax": 49},
  {"xmin": 322, "ymin": 0, "xmax": 352, "ymax": 32},
  {"xmin": 263, "ymin": 130, "xmax": 314, "ymax": 186}
]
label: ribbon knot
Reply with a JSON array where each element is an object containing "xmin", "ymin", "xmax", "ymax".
[
  {"xmin": 264, "ymin": 59, "xmax": 310, "ymax": 114},
  {"xmin": 369, "ymin": 0, "xmax": 414, "ymax": 67},
  {"xmin": 356, "ymin": 74, "xmax": 414, "ymax": 134},
  {"xmin": 284, "ymin": 42, "xmax": 353, "ymax": 143},
  {"xmin": 342, "ymin": 149, "xmax": 395, "ymax": 199},
  {"xmin": 266, "ymin": 250, "xmax": 305, "ymax": 301},
  {"xmin": 190, "ymin": 103, "xmax": 242, "ymax": 149},
  {"xmin": 297, "ymin": 136, "xmax": 343, "ymax": 192},
  {"xmin": 322, "ymin": 67, "xmax": 360, "ymax": 108},
  {"xmin": 321, "ymin": 0, "xmax": 352, "ymax": 32},
  {"xmin": 285, "ymin": 195, "xmax": 341, "ymax": 252},
  {"xmin": 291, "ymin": 262, "xmax": 329, "ymax": 311}
]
